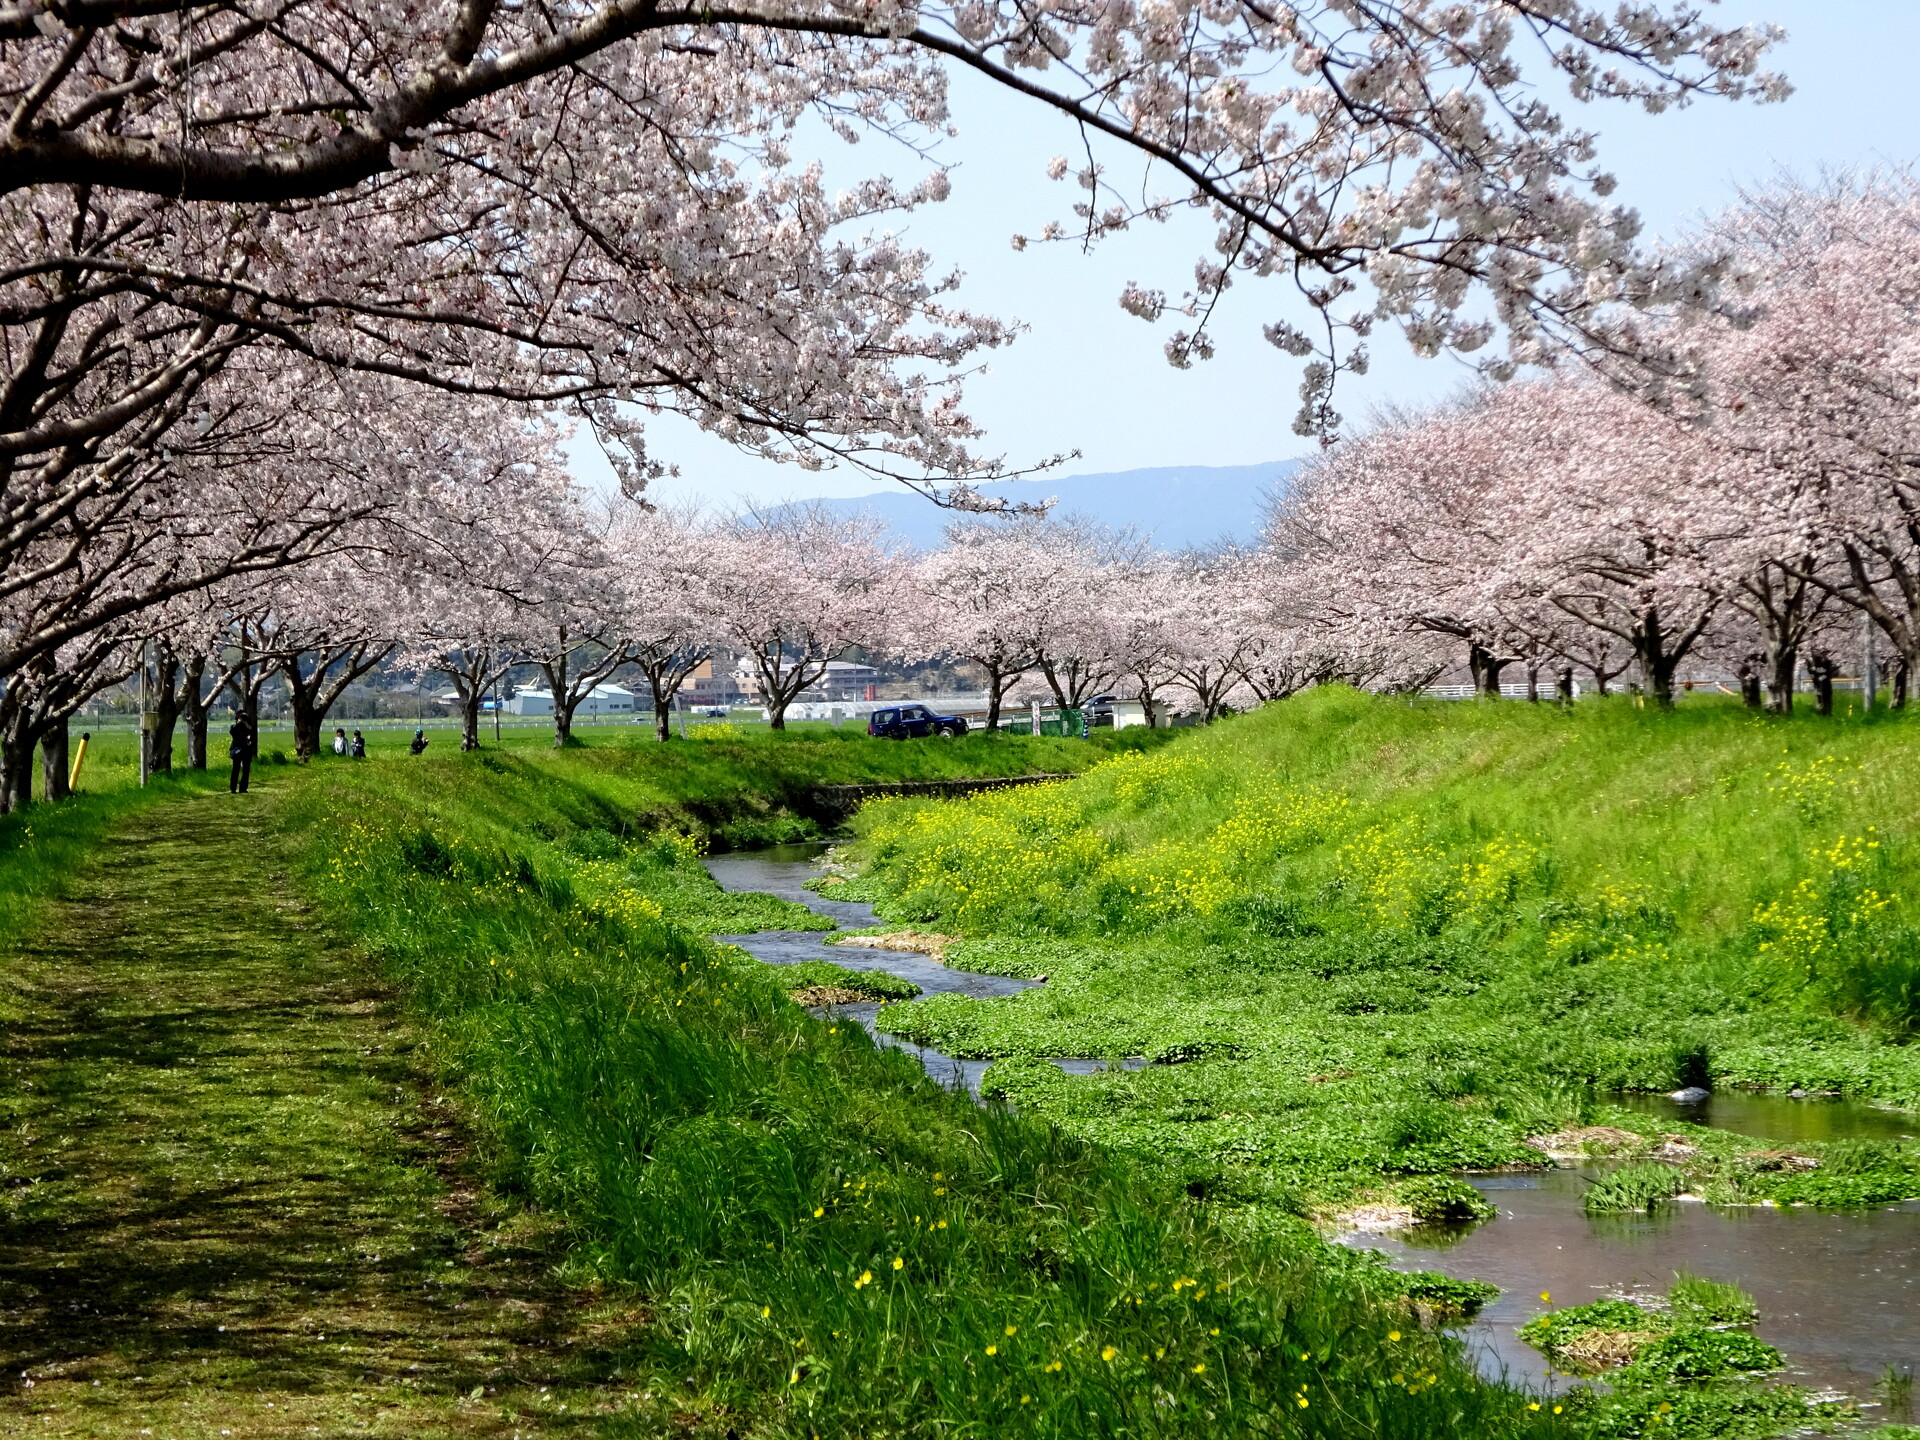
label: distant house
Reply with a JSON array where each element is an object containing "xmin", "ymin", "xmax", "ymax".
[
  {"xmin": 741, "ymin": 657, "xmax": 884, "ymax": 703},
  {"xmin": 505, "ymin": 684, "xmax": 637, "ymax": 717}
]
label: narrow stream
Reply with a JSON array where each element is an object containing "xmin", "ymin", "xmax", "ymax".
[
  {"xmin": 705, "ymin": 845, "xmax": 1920, "ymax": 1402},
  {"xmin": 704, "ymin": 843, "xmax": 1030, "ymax": 1095}
]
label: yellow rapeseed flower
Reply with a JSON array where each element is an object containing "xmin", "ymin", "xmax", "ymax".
[
  {"xmin": 855, "ymin": 1270, "xmax": 872, "ymax": 1288},
  {"xmin": 1192, "ymin": 1363, "xmax": 1206, "ymax": 1375},
  {"xmin": 986, "ymin": 1346, "xmax": 998, "ymax": 1357},
  {"xmin": 892, "ymin": 1256, "xmax": 904, "ymax": 1270},
  {"xmin": 1101, "ymin": 1346, "xmax": 1118, "ymax": 1362},
  {"xmin": 1388, "ymin": 1331, "xmax": 1400, "ymax": 1342},
  {"xmin": 1005, "ymin": 1325, "xmax": 1017, "ymax": 1336}
]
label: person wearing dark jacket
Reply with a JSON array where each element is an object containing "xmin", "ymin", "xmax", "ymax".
[
  {"xmin": 409, "ymin": 729, "xmax": 429, "ymax": 756},
  {"xmin": 350, "ymin": 730, "xmax": 366, "ymax": 759},
  {"xmin": 227, "ymin": 711, "xmax": 256, "ymax": 794}
]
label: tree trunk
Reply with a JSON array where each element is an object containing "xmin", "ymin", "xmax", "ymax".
[
  {"xmin": 541, "ymin": 643, "xmax": 575, "ymax": 748},
  {"xmin": 1629, "ymin": 608, "xmax": 1681, "ymax": 710},
  {"xmin": 1762, "ymin": 639, "xmax": 1797, "ymax": 714},
  {"xmin": 1467, "ymin": 643, "xmax": 1508, "ymax": 697},
  {"xmin": 182, "ymin": 654, "xmax": 210, "ymax": 769},
  {"xmin": 654, "ymin": 695, "xmax": 674, "ymax": 743},
  {"xmin": 766, "ymin": 697, "xmax": 788, "ymax": 731},
  {"xmin": 1555, "ymin": 667, "xmax": 1575, "ymax": 706},
  {"xmin": 460, "ymin": 688, "xmax": 482, "ymax": 751},
  {"xmin": 0, "ymin": 716, "xmax": 33, "ymax": 814},
  {"xmin": 984, "ymin": 668, "xmax": 1011, "ymax": 732},
  {"xmin": 1807, "ymin": 650, "xmax": 1836, "ymax": 717},
  {"xmin": 1893, "ymin": 658, "xmax": 1910, "ymax": 711},
  {"xmin": 1039, "ymin": 658, "xmax": 1070, "ymax": 709},
  {"xmin": 1525, "ymin": 664, "xmax": 1540, "ymax": 703},
  {"xmin": 1738, "ymin": 655, "xmax": 1763, "ymax": 709},
  {"xmin": 553, "ymin": 695, "xmax": 580, "ymax": 744},
  {"xmin": 40, "ymin": 718, "xmax": 70, "ymax": 802},
  {"xmin": 150, "ymin": 653, "xmax": 182, "ymax": 774},
  {"xmin": 287, "ymin": 683, "xmax": 325, "ymax": 761}
]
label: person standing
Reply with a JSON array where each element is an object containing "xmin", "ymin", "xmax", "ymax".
[
  {"xmin": 409, "ymin": 729, "xmax": 429, "ymax": 756},
  {"xmin": 227, "ymin": 710, "xmax": 256, "ymax": 794},
  {"xmin": 332, "ymin": 727, "xmax": 347, "ymax": 756}
]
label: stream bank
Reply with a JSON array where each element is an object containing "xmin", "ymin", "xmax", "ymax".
[{"xmin": 705, "ymin": 843, "xmax": 1920, "ymax": 1413}]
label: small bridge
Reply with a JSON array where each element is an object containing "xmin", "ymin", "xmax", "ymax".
[{"xmin": 808, "ymin": 773, "xmax": 1073, "ymax": 821}]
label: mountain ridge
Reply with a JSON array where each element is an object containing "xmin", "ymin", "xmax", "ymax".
[{"xmin": 780, "ymin": 459, "xmax": 1300, "ymax": 551}]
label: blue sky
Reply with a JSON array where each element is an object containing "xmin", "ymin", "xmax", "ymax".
[{"xmin": 587, "ymin": 1, "xmax": 1920, "ymax": 510}]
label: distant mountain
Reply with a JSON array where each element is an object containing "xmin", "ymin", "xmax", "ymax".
[{"xmin": 790, "ymin": 460, "xmax": 1301, "ymax": 551}]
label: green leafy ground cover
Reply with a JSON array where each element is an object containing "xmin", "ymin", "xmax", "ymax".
[{"xmin": 839, "ymin": 689, "xmax": 1920, "ymax": 1220}]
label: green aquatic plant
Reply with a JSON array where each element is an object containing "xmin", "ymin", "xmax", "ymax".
[
  {"xmin": 1400, "ymin": 1272, "xmax": 1500, "ymax": 1319},
  {"xmin": 1518, "ymin": 1298, "xmax": 1661, "ymax": 1361},
  {"xmin": 1667, "ymin": 1272, "xmax": 1759, "ymax": 1325},
  {"xmin": 1398, "ymin": 1175, "xmax": 1496, "ymax": 1225},
  {"xmin": 1622, "ymin": 1329, "xmax": 1781, "ymax": 1382},
  {"xmin": 776, "ymin": 958, "xmax": 921, "ymax": 1001},
  {"xmin": 1582, "ymin": 1162, "xmax": 1688, "ymax": 1214}
]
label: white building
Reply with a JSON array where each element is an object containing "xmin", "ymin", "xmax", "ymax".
[{"xmin": 505, "ymin": 684, "xmax": 638, "ymax": 717}]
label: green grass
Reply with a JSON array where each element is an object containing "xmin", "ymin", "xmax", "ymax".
[
  {"xmin": 0, "ymin": 781, "xmax": 652, "ymax": 1438},
  {"xmin": 267, "ymin": 742, "xmax": 1565, "ymax": 1439},
  {"xmin": 834, "ymin": 688, "xmax": 1920, "ymax": 1217}
]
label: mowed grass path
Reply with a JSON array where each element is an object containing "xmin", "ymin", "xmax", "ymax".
[{"xmin": 0, "ymin": 783, "xmax": 640, "ymax": 1439}]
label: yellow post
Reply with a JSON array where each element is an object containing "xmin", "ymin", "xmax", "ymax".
[{"xmin": 68, "ymin": 732, "xmax": 90, "ymax": 793}]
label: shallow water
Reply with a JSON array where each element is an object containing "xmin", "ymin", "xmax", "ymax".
[
  {"xmin": 704, "ymin": 844, "xmax": 1031, "ymax": 1096},
  {"xmin": 1346, "ymin": 1169, "xmax": 1920, "ymax": 1399},
  {"xmin": 1611, "ymin": 1088, "xmax": 1919, "ymax": 1145},
  {"xmin": 706, "ymin": 847, "xmax": 1920, "ymax": 1400}
]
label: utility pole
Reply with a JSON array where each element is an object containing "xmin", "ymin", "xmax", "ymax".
[
  {"xmin": 1864, "ymin": 614, "xmax": 1879, "ymax": 712},
  {"xmin": 138, "ymin": 636, "xmax": 157, "ymax": 785}
]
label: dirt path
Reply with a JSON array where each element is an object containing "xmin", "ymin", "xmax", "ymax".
[{"xmin": 0, "ymin": 784, "xmax": 633, "ymax": 1439}]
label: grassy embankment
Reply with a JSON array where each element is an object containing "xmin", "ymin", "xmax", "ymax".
[
  {"xmin": 845, "ymin": 688, "xmax": 1920, "ymax": 1213},
  {"xmin": 8, "ymin": 726, "xmax": 1566, "ymax": 1438},
  {"xmin": 264, "ymin": 729, "xmax": 1560, "ymax": 1438}
]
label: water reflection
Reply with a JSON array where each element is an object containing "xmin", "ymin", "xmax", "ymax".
[{"xmin": 1612, "ymin": 1089, "xmax": 1919, "ymax": 1145}]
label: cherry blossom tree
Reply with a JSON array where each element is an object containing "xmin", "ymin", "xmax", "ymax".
[
  {"xmin": 1671, "ymin": 178, "xmax": 1920, "ymax": 706},
  {"xmin": 0, "ymin": 0, "xmax": 1805, "ymax": 759},
  {"xmin": 604, "ymin": 505, "xmax": 723, "ymax": 743},
  {"xmin": 0, "ymin": 0, "xmax": 1786, "ymax": 444},
  {"xmin": 704, "ymin": 509, "xmax": 896, "ymax": 731}
]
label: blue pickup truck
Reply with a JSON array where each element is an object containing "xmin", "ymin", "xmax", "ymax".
[{"xmin": 868, "ymin": 703, "xmax": 969, "ymax": 739}]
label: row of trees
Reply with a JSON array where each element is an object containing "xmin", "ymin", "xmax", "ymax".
[
  {"xmin": 1269, "ymin": 178, "xmax": 1920, "ymax": 715},
  {"xmin": 24, "ymin": 178, "xmax": 1920, "ymax": 812},
  {"xmin": 26, "ymin": 498, "xmax": 1278, "ymax": 811}
]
